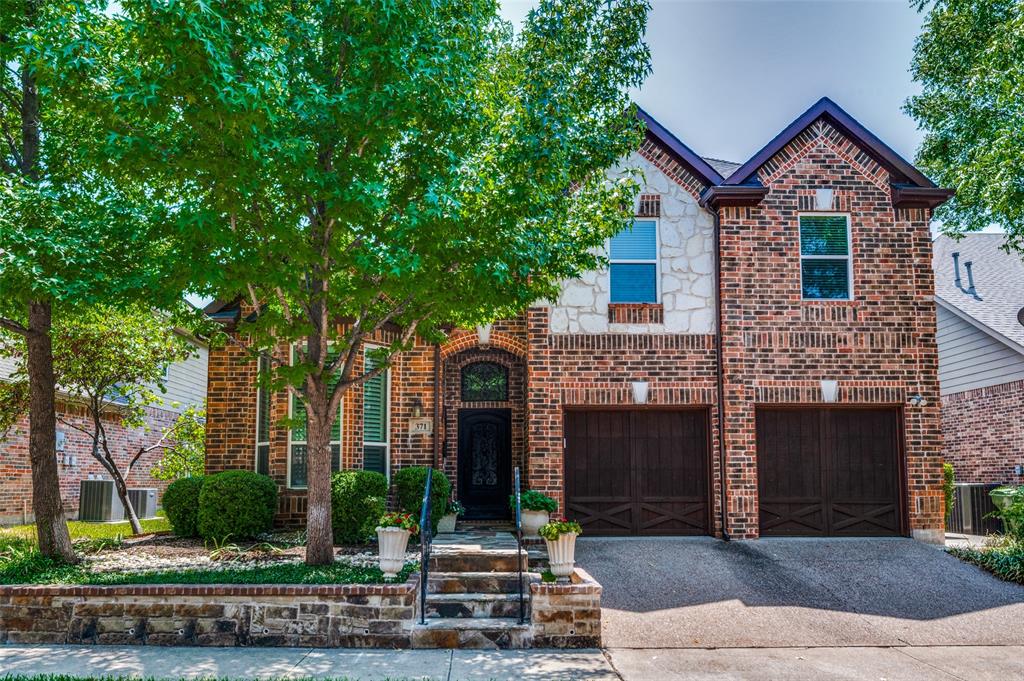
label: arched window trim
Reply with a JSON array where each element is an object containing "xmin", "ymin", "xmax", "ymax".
[{"xmin": 461, "ymin": 361, "xmax": 509, "ymax": 402}]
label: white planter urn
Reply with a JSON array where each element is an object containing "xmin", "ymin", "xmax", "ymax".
[
  {"xmin": 545, "ymin": 532, "xmax": 578, "ymax": 580},
  {"xmin": 437, "ymin": 513, "xmax": 458, "ymax": 534},
  {"xmin": 376, "ymin": 526, "xmax": 412, "ymax": 578},
  {"xmin": 521, "ymin": 510, "xmax": 549, "ymax": 538}
]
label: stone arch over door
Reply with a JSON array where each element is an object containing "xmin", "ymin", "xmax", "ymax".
[{"xmin": 441, "ymin": 346, "xmax": 526, "ymax": 519}]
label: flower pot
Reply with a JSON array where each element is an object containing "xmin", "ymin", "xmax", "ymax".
[
  {"xmin": 438, "ymin": 512, "xmax": 458, "ymax": 534},
  {"xmin": 376, "ymin": 526, "xmax": 412, "ymax": 578},
  {"xmin": 521, "ymin": 509, "xmax": 549, "ymax": 538},
  {"xmin": 545, "ymin": 531, "xmax": 578, "ymax": 580}
]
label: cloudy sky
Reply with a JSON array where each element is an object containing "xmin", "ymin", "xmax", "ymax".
[{"xmin": 501, "ymin": 0, "xmax": 928, "ymax": 166}]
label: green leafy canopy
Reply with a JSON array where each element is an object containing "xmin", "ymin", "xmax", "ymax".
[{"xmin": 906, "ymin": 0, "xmax": 1024, "ymax": 252}]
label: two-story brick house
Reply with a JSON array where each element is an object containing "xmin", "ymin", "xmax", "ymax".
[{"xmin": 204, "ymin": 97, "xmax": 952, "ymax": 542}]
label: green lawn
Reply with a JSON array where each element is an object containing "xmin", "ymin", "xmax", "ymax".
[{"xmin": 0, "ymin": 515, "xmax": 170, "ymax": 544}]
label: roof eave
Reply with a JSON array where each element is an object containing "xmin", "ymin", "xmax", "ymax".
[
  {"xmin": 636, "ymin": 107, "xmax": 724, "ymax": 188},
  {"xmin": 699, "ymin": 185, "xmax": 769, "ymax": 210},
  {"xmin": 892, "ymin": 185, "xmax": 955, "ymax": 210}
]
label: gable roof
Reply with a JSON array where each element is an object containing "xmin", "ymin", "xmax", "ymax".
[
  {"xmin": 702, "ymin": 157, "xmax": 742, "ymax": 178},
  {"xmin": 933, "ymin": 233, "xmax": 1024, "ymax": 356},
  {"xmin": 722, "ymin": 97, "xmax": 938, "ymax": 189},
  {"xmin": 636, "ymin": 107, "xmax": 724, "ymax": 188}
]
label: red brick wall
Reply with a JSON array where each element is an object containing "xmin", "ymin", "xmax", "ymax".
[
  {"xmin": 0, "ymin": 401, "xmax": 175, "ymax": 526},
  {"xmin": 942, "ymin": 379, "xmax": 1024, "ymax": 485},
  {"xmin": 716, "ymin": 120, "xmax": 944, "ymax": 541}
]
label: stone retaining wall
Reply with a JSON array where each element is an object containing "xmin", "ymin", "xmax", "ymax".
[
  {"xmin": 0, "ymin": 577, "xmax": 418, "ymax": 648},
  {"xmin": 529, "ymin": 568, "xmax": 602, "ymax": 648}
]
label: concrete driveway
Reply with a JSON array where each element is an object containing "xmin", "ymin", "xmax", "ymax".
[{"xmin": 576, "ymin": 536, "xmax": 1024, "ymax": 649}]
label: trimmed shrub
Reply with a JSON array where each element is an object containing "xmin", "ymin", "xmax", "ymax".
[
  {"xmin": 197, "ymin": 471, "xmax": 277, "ymax": 542},
  {"xmin": 511, "ymin": 489, "xmax": 558, "ymax": 513},
  {"xmin": 162, "ymin": 476, "xmax": 205, "ymax": 538},
  {"xmin": 393, "ymin": 466, "xmax": 451, "ymax": 534},
  {"xmin": 331, "ymin": 470, "xmax": 389, "ymax": 544}
]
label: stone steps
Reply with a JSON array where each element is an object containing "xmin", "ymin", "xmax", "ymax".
[
  {"xmin": 410, "ymin": 617, "xmax": 531, "ymax": 649},
  {"xmin": 428, "ymin": 549, "xmax": 526, "ymax": 573},
  {"xmin": 427, "ymin": 571, "xmax": 525, "ymax": 594},
  {"xmin": 424, "ymin": 592, "xmax": 527, "ymax": 619}
]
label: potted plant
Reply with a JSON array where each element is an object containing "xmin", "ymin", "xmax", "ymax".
[
  {"xmin": 539, "ymin": 518, "xmax": 582, "ymax": 581},
  {"xmin": 376, "ymin": 511, "xmax": 419, "ymax": 578},
  {"xmin": 438, "ymin": 499, "xmax": 465, "ymax": 534},
  {"xmin": 511, "ymin": 490, "xmax": 558, "ymax": 538}
]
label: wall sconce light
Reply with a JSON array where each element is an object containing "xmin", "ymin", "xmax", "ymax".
[
  {"xmin": 631, "ymin": 381, "xmax": 650, "ymax": 405},
  {"xmin": 909, "ymin": 394, "xmax": 928, "ymax": 407},
  {"xmin": 476, "ymin": 323, "xmax": 492, "ymax": 347},
  {"xmin": 820, "ymin": 379, "xmax": 839, "ymax": 403},
  {"xmin": 411, "ymin": 397, "xmax": 424, "ymax": 418}
]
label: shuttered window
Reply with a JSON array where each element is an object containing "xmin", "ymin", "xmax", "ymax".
[
  {"xmin": 287, "ymin": 345, "xmax": 342, "ymax": 489},
  {"xmin": 609, "ymin": 220, "xmax": 658, "ymax": 303},
  {"xmin": 800, "ymin": 215, "xmax": 852, "ymax": 300},
  {"xmin": 255, "ymin": 354, "xmax": 271, "ymax": 475},
  {"xmin": 362, "ymin": 348, "xmax": 389, "ymax": 476}
]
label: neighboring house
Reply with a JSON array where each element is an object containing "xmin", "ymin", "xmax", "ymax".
[
  {"xmin": 0, "ymin": 332, "xmax": 208, "ymax": 525},
  {"xmin": 205, "ymin": 97, "xmax": 952, "ymax": 542},
  {"xmin": 933, "ymin": 233, "xmax": 1024, "ymax": 486}
]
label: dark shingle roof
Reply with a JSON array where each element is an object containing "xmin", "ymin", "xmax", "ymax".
[
  {"xmin": 933, "ymin": 233, "xmax": 1024, "ymax": 353},
  {"xmin": 702, "ymin": 157, "xmax": 742, "ymax": 178}
]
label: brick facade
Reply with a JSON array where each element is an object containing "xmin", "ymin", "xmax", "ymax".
[
  {"xmin": 0, "ymin": 401, "xmax": 175, "ymax": 526},
  {"xmin": 942, "ymin": 379, "xmax": 1024, "ymax": 485},
  {"xmin": 203, "ymin": 102, "xmax": 946, "ymax": 543}
]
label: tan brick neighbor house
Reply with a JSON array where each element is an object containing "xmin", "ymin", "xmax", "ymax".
[{"xmin": 205, "ymin": 97, "xmax": 953, "ymax": 543}]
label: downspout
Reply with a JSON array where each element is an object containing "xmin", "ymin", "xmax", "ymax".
[
  {"xmin": 713, "ymin": 208, "xmax": 730, "ymax": 542},
  {"xmin": 433, "ymin": 343, "xmax": 442, "ymax": 469}
]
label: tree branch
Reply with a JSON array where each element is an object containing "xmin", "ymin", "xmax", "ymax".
[{"xmin": 0, "ymin": 317, "xmax": 29, "ymax": 337}]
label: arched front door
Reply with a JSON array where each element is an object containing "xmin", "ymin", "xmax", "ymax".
[{"xmin": 457, "ymin": 408, "xmax": 512, "ymax": 520}]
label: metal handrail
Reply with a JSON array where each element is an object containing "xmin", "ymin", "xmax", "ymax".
[
  {"xmin": 513, "ymin": 466, "xmax": 526, "ymax": 624},
  {"xmin": 418, "ymin": 466, "xmax": 433, "ymax": 625}
]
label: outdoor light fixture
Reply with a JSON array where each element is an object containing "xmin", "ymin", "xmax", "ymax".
[
  {"xmin": 411, "ymin": 397, "xmax": 424, "ymax": 418},
  {"xmin": 631, "ymin": 381, "xmax": 650, "ymax": 405},
  {"xmin": 909, "ymin": 394, "xmax": 928, "ymax": 407},
  {"xmin": 820, "ymin": 379, "xmax": 839, "ymax": 403},
  {"xmin": 476, "ymin": 323, "xmax": 492, "ymax": 346}
]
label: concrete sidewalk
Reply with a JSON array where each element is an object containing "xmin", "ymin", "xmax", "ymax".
[
  {"xmin": 4, "ymin": 644, "xmax": 1024, "ymax": 680},
  {"xmin": 0, "ymin": 645, "xmax": 618, "ymax": 680}
]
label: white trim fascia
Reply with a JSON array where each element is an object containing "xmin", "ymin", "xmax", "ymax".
[{"xmin": 935, "ymin": 295, "xmax": 1024, "ymax": 358}]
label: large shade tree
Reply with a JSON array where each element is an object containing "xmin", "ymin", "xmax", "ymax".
[
  {"xmin": 111, "ymin": 0, "xmax": 651, "ymax": 564},
  {"xmin": 0, "ymin": 1, "xmax": 189, "ymax": 561},
  {"xmin": 906, "ymin": 0, "xmax": 1024, "ymax": 251}
]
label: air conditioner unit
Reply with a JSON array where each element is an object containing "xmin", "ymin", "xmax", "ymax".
[{"xmin": 78, "ymin": 480, "xmax": 159, "ymax": 522}]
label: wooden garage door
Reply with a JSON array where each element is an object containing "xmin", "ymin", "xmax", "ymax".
[
  {"xmin": 564, "ymin": 409, "xmax": 710, "ymax": 536},
  {"xmin": 757, "ymin": 408, "xmax": 903, "ymax": 537}
]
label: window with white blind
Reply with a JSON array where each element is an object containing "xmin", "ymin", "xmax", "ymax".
[
  {"xmin": 255, "ymin": 354, "xmax": 271, "ymax": 476},
  {"xmin": 799, "ymin": 214, "xmax": 852, "ymax": 300},
  {"xmin": 609, "ymin": 219, "xmax": 659, "ymax": 303},
  {"xmin": 287, "ymin": 346, "xmax": 342, "ymax": 489},
  {"xmin": 362, "ymin": 347, "xmax": 390, "ymax": 477}
]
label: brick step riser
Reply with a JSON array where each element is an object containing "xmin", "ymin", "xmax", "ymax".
[
  {"xmin": 424, "ymin": 599, "xmax": 527, "ymax": 619},
  {"xmin": 427, "ymin": 574, "xmax": 524, "ymax": 594},
  {"xmin": 429, "ymin": 554, "xmax": 526, "ymax": 573}
]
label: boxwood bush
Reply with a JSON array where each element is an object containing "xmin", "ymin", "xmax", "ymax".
[
  {"xmin": 197, "ymin": 471, "xmax": 277, "ymax": 542},
  {"xmin": 162, "ymin": 475, "xmax": 205, "ymax": 538},
  {"xmin": 393, "ymin": 466, "xmax": 451, "ymax": 534},
  {"xmin": 331, "ymin": 470, "xmax": 388, "ymax": 544}
]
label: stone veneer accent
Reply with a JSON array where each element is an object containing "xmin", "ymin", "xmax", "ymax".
[
  {"xmin": 942, "ymin": 379, "xmax": 1024, "ymax": 485},
  {"xmin": 528, "ymin": 568, "xmax": 602, "ymax": 648},
  {"xmin": 549, "ymin": 152, "xmax": 716, "ymax": 335},
  {"xmin": 0, "ymin": 578, "xmax": 419, "ymax": 648}
]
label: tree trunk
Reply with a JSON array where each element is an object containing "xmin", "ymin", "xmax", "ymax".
[
  {"xmin": 25, "ymin": 301, "xmax": 78, "ymax": 563},
  {"xmin": 111, "ymin": 473, "xmax": 143, "ymax": 536},
  {"xmin": 304, "ymin": 395, "xmax": 335, "ymax": 565}
]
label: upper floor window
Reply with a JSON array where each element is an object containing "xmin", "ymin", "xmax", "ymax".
[
  {"xmin": 609, "ymin": 219, "xmax": 658, "ymax": 303},
  {"xmin": 800, "ymin": 214, "xmax": 852, "ymax": 300},
  {"xmin": 461, "ymin": 361, "xmax": 508, "ymax": 402}
]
